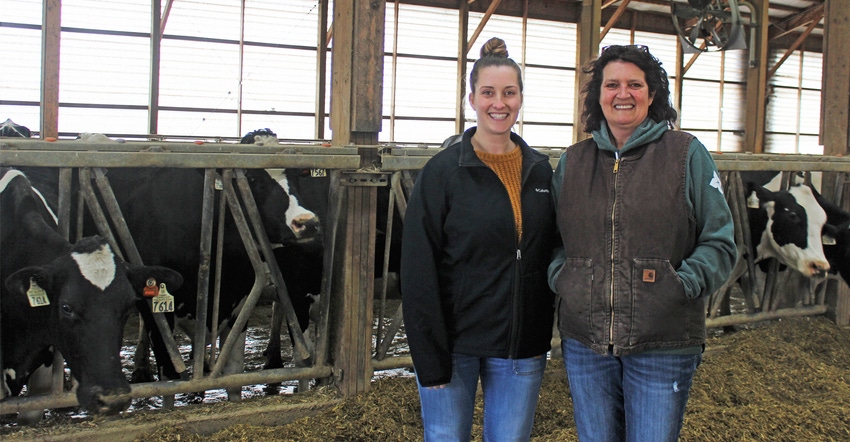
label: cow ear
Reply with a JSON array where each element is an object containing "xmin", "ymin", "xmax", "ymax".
[
  {"xmin": 125, "ymin": 264, "xmax": 184, "ymax": 297},
  {"xmin": 749, "ymin": 184, "xmax": 776, "ymax": 205},
  {"xmin": 822, "ymin": 224, "xmax": 839, "ymax": 246},
  {"xmin": 4, "ymin": 266, "xmax": 55, "ymax": 301}
]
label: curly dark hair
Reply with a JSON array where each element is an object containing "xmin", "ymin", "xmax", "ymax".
[
  {"xmin": 469, "ymin": 37, "xmax": 524, "ymax": 94},
  {"xmin": 580, "ymin": 45, "xmax": 677, "ymax": 133}
]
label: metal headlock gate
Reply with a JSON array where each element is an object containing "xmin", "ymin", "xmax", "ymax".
[
  {"xmin": 1, "ymin": 138, "xmax": 850, "ymax": 417},
  {"xmin": 0, "ymin": 138, "xmax": 358, "ymax": 416}
]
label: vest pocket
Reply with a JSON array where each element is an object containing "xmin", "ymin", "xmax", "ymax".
[
  {"xmin": 556, "ymin": 258, "xmax": 593, "ymax": 337},
  {"xmin": 628, "ymin": 258, "xmax": 689, "ymax": 344}
]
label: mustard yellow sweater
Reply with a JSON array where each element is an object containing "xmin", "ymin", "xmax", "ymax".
[{"xmin": 475, "ymin": 146, "xmax": 523, "ymax": 240}]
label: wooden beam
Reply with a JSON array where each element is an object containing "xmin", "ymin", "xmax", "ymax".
[
  {"xmin": 599, "ymin": 0, "xmax": 630, "ymax": 41},
  {"xmin": 768, "ymin": 3, "xmax": 824, "ymax": 41},
  {"xmin": 328, "ymin": 0, "xmax": 385, "ymax": 398},
  {"xmin": 467, "ymin": 0, "xmax": 500, "ymax": 51},
  {"xmin": 744, "ymin": 0, "xmax": 770, "ymax": 153},
  {"xmin": 456, "ymin": 0, "xmax": 470, "ymax": 134},
  {"xmin": 160, "ymin": 0, "xmax": 174, "ymax": 36},
  {"xmin": 821, "ymin": 0, "xmax": 850, "ymax": 157},
  {"xmin": 767, "ymin": 17, "xmax": 820, "ymax": 80},
  {"xmin": 351, "ymin": 1, "xmax": 385, "ymax": 133},
  {"xmin": 149, "ymin": 0, "xmax": 162, "ymax": 136},
  {"xmin": 315, "ymin": 0, "xmax": 329, "ymax": 139},
  {"xmin": 40, "ymin": 0, "xmax": 60, "ymax": 139},
  {"xmin": 573, "ymin": 0, "xmax": 601, "ymax": 143}
]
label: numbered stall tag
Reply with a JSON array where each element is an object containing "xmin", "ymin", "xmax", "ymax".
[
  {"xmin": 143, "ymin": 278, "xmax": 158, "ymax": 297},
  {"xmin": 152, "ymin": 283, "xmax": 174, "ymax": 313},
  {"xmin": 27, "ymin": 278, "xmax": 50, "ymax": 307},
  {"xmin": 310, "ymin": 169, "xmax": 327, "ymax": 178}
]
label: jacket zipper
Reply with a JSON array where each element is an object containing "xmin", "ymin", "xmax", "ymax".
[
  {"xmin": 509, "ymin": 247, "xmax": 521, "ymax": 358},
  {"xmin": 508, "ymin": 154, "xmax": 545, "ymax": 358},
  {"xmin": 609, "ymin": 152, "xmax": 620, "ymax": 347}
]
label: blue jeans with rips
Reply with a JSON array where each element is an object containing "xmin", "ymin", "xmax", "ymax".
[
  {"xmin": 562, "ymin": 339, "xmax": 702, "ymax": 442},
  {"xmin": 416, "ymin": 353, "xmax": 547, "ymax": 442}
]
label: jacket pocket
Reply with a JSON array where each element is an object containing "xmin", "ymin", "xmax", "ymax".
[
  {"xmin": 556, "ymin": 258, "xmax": 593, "ymax": 337},
  {"xmin": 628, "ymin": 258, "xmax": 689, "ymax": 344}
]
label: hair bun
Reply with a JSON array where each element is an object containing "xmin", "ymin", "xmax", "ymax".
[{"xmin": 480, "ymin": 37, "xmax": 509, "ymax": 59}]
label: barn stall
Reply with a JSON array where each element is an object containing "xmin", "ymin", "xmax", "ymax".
[{"xmin": 2, "ymin": 0, "xmax": 850, "ymax": 438}]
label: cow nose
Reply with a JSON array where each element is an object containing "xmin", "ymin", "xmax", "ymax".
[
  {"xmin": 809, "ymin": 261, "xmax": 830, "ymax": 278},
  {"xmin": 291, "ymin": 214, "xmax": 320, "ymax": 238}
]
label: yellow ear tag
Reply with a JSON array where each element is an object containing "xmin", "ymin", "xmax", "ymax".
[
  {"xmin": 27, "ymin": 278, "xmax": 50, "ymax": 307},
  {"xmin": 151, "ymin": 283, "xmax": 174, "ymax": 313}
]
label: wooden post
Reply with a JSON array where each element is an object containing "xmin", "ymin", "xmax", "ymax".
[
  {"xmin": 40, "ymin": 0, "xmax": 60, "ymax": 139},
  {"xmin": 149, "ymin": 0, "xmax": 161, "ymax": 136},
  {"xmin": 328, "ymin": 0, "xmax": 385, "ymax": 397},
  {"xmin": 455, "ymin": 0, "xmax": 469, "ymax": 135},
  {"xmin": 821, "ymin": 0, "xmax": 850, "ymax": 327},
  {"xmin": 744, "ymin": 0, "xmax": 769, "ymax": 153},
  {"xmin": 573, "ymin": 0, "xmax": 601, "ymax": 144}
]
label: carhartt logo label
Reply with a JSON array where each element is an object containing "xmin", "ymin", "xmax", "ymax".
[
  {"xmin": 642, "ymin": 269, "xmax": 656, "ymax": 283},
  {"xmin": 535, "ymin": 188, "xmax": 550, "ymax": 193}
]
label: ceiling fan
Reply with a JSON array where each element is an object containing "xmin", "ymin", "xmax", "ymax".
[{"xmin": 670, "ymin": 0, "xmax": 747, "ymax": 53}]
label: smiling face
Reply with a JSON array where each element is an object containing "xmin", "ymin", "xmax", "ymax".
[
  {"xmin": 469, "ymin": 65, "xmax": 522, "ymax": 138},
  {"xmin": 600, "ymin": 60, "xmax": 654, "ymax": 143}
]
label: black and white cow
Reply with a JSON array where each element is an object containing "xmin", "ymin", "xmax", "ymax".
[
  {"xmin": 1, "ymin": 167, "xmax": 182, "ymax": 422},
  {"xmin": 743, "ymin": 171, "xmax": 850, "ymax": 286},
  {"xmin": 236, "ymin": 129, "xmax": 326, "ymax": 381},
  {"xmin": 746, "ymin": 182, "xmax": 831, "ymax": 278},
  {"xmin": 811, "ymin": 187, "xmax": 850, "ymax": 286},
  {"xmin": 91, "ymin": 130, "xmax": 324, "ymax": 400}
]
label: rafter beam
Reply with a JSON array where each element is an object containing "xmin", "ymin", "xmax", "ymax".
[
  {"xmin": 467, "ymin": 0, "xmax": 501, "ymax": 50},
  {"xmin": 768, "ymin": 3, "xmax": 824, "ymax": 41},
  {"xmin": 600, "ymin": 0, "xmax": 631, "ymax": 41},
  {"xmin": 767, "ymin": 16, "xmax": 820, "ymax": 80}
]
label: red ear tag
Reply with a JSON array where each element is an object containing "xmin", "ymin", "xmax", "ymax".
[{"xmin": 143, "ymin": 278, "xmax": 158, "ymax": 297}]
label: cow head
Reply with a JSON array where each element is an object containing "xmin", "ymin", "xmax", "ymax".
[
  {"xmin": 3, "ymin": 236, "xmax": 183, "ymax": 414},
  {"xmin": 0, "ymin": 119, "xmax": 32, "ymax": 138},
  {"xmin": 240, "ymin": 129, "xmax": 323, "ymax": 246},
  {"xmin": 750, "ymin": 183, "xmax": 830, "ymax": 278}
]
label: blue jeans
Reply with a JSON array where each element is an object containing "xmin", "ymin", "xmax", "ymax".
[
  {"xmin": 562, "ymin": 339, "xmax": 702, "ymax": 442},
  {"xmin": 416, "ymin": 353, "xmax": 547, "ymax": 442}
]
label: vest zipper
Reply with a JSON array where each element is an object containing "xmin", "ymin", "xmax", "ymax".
[{"xmin": 609, "ymin": 152, "xmax": 620, "ymax": 347}]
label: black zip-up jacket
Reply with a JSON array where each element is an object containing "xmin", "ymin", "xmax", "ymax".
[{"xmin": 400, "ymin": 127, "xmax": 557, "ymax": 387}]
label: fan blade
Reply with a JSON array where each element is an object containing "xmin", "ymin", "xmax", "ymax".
[
  {"xmin": 672, "ymin": 3, "xmax": 702, "ymax": 19},
  {"xmin": 690, "ymin": 16, "xmax": 705, "ymax": 42},
  {"xmin": 710, "ymin": 9, "xmax": 733, "ymax": 21},
  {"xmin": 687, "ymin": 0, "xmax": 712, "ymax": 8}
]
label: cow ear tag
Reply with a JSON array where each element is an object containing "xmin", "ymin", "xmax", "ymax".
[
  {"xmin": 143, "ymin": 278, "xmax": 158, "ymax": 297},
  {"xmin": 152, "ymin": 283, "xmax": 175, "ymax": 313},
  {"xmin": 822, "ymin": 234, "xmax": 837, "ymax": 246},
  {"xmin": 746, "ymin": 194, "xmax": 760, "ymax": 209},
  {"xmin": 27, "ymin": 278, "xmax": 50, "ymax": 307}
]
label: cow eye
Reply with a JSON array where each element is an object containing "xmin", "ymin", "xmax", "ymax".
[
  {"xmin": 785, "ymin": 211, "xmax": 800, "ymax": 223},
  {"xmin": 61, "ymin": 303, "xmax": 74, "ymax": 316}
]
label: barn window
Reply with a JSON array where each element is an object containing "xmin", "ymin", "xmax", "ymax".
[{"xmin": 0, "ymin": 0, "xmax": 825, "ymax": 153}]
